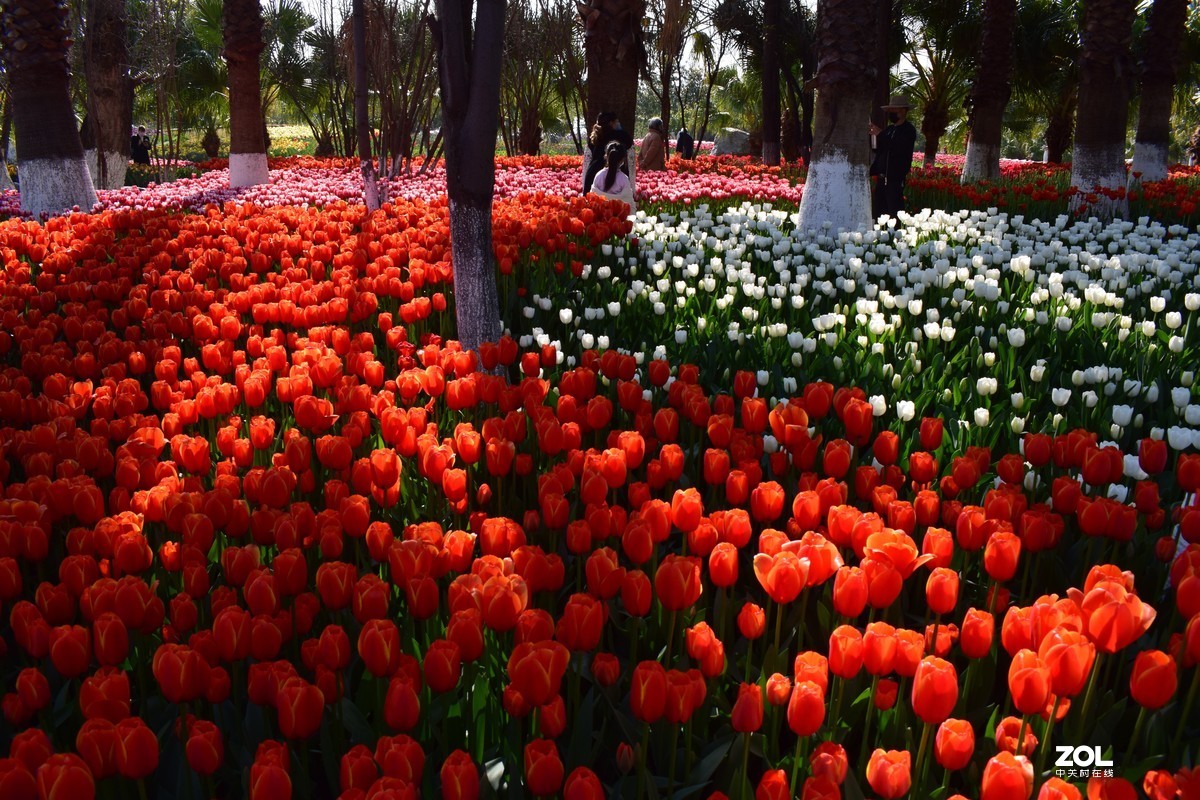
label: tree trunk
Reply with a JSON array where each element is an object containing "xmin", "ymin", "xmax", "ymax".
[
  {"xmin": 962, "ymin": 0, "xmax": 1015, "ymax": 182},
  {"xmin": 921, "ymin": 102, "xmax": 948, "ymax": 166},
  {"xmin": 433, "ymin": 0, "xmax": 505, "ymax": 354},
  {"xmin": 352, "ymin": 0, "xmax": 379, "ymax": 210},
  {"xmin": 1045, "ymin": 98, "xmax": 1075, "ymax": 163},
  {"xmin": 223, "ymin": 0, "xmax": 269, "ymax": 187},
  {"xmin": 1130, "ymin": 0, "xmax": 1187, "ymax": 184},
  {"xmin": 761, "ymin": 0, "xmax": 781, "ymax": 165},
  {"xmin": 517, "ymin": 108, "xmax": 542, "ymax": 155},
  {"xmin": 1, "ymin": 0, "xmax": 98, "ymax": 216},
  {"xmin": 1069, "ymin": 0, "xmax": 1136, "ymax": 219},
  {"xmin": 83, "ymin": 0, "xmax": 132, "ymax": 189},
  {"xmin": 797, "ymin": 0, "xmax": 878, "ymax": 232},
  {"xmin": 659, "ymin": 89, "xmax": 671, "ymax": 157},
  {"xmin": 871, "ymin": 0, "xmax": 892, "ymax": 129},
  {"xmin": 1190, "ymin": 124, "xmax": 1200, "ymax": 166},
  {"xmin": 0, "ymin": 94, "xmax": 13, "ymax": 190},
  {"xmin": 579, "ymin": 0, "xmax": 645, "ymax": 130}
]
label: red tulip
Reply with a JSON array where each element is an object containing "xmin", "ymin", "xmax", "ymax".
[{"xmin": 865, "ymin": 749, "xmax": 911, "ymax": 799}]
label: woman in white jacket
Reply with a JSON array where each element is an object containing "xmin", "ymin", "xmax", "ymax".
[{"xmin": 588, "ymin": 141, "xmax": 636, "ymax": 212}]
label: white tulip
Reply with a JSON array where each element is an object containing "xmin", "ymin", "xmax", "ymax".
[
  {"xmin": 974, "ymin": 408, "xmax": 990, "ymax": 427},
  {"xmin": 896, "ymin": 400, "xmax": 915, "ymax": 421},
  {"xmin": 1051, "ymin": 388, "xmax": 1072, "ymax": 406}
]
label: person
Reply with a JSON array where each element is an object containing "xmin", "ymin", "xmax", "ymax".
[
  {"xmin": 131, "ymin": 126, "xmax": 152, "ymax": 165},
  {"xmin": 676, "ymin": 127, "xmax": 695, "ymax": 160},
  {"xmin": 868, "ymin": 94, "xmax": 917, "ymax": 219},
  {"xmin": 637, "ymin": 118, "xmax": 667, "ymax": 171},
  {"xmin": 583, "ymin": 111, "xmax": 633, "ymax": 195},
  {"xmin": 589, "ymin": 140, "xmax": 636, "ymax": 211}
]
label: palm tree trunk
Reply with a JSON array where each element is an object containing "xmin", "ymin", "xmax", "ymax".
[
  {"xmin": 1044, "ymin": 94, "xmax": 1075, "ymax": 163},
  {"xmin": 962, "ymin": 0, "xmax": 1015, "ymax": 182},
  {"xmin": 1129, "ymin": 0, "xmax": 1187, "ymax": 184},
  {"xmin": 796, "ymin": 0, "xmax": 879, "ymax": 232},
  {"xmin": 83, "ymin": 0, "xmax": 132, "ymax": 189},
  {"xmin": 921, "ymin": 103, "xmax": 949, "ymax": 167},
  {"xmin": 434, "ymin": 0, "xmax": 505, "ymax": 354},
  {"xmin": 1, "ymin": 0, "xmax": 98, "ymax": 216},
  {"xmin": 871, "ymin": 0, "xmax": 892, "ymax": 129},
  {"xmin": 761, "ymin": 0, "xmax": 781, "ymax": 165},
  {"xmin": 223, "ymin": 0, "xmax": 269, "ymax": 187},
  {"xmin": 352, "ymin": 0, "xmax": 379, "ymax": 210},
  {"xmin": 1069, "ymin": 0, "xmax": 1136, "ymax": 219},
  {"xmin": 579, "ymin": 0, "xmax": 645, "ymax": 130}
]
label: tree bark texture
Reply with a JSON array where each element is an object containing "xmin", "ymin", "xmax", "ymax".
[
  {"xmin": 796, "ymin": 0, "xmax": 878, "ymax": 232},
  {"xmin": 870, "ymin": 0, "xmax": 891, "ymax": 129},
  {"xmin": 761, "ymin": 0, "xmax": 781, "ymax": 165},
  {"xmin": 1069, "ymin": 0, "xmax": 1135, "ymax": 219},
  {"xmin": 83, "ymin": 0, "xmax": 131, "ymax": 189},
  {"xmin": 579, "ymin": 0, "xmax": 645, "ymax": 130},
  {"xmin": 921, "ymin": 101, "xmax": 949, "ymax": 166},
  {"xmin": 1130, "ymin": 0, "xmax": 1187, "ymax": 183},
  {"xmin": 352, "ymin": 0, "xmax": 379, "ymax": 210},
  {"xmin": 223, "ymin": 0, "xmax": 269, "ymax": 187},
  {"xmin": 962, "ymin": 0, "xmax": 1015, "ymax": 182},
  {"xmin": 1045, "ymin": 97, "xmax": 1075, "ymax": 164},
  {"xmin": 434, "ymin": 0, "xmax": 505, "ymax": 354},
  {"xmin": 0, "ymin": 0, "xmax": 98, "ymax": 216}
]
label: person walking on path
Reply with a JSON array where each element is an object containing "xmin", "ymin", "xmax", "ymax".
[
  {"xmin": 638, "ymin": 118, "xmax": 667, "ymax": 171},
  {"xmin": 869, "ymin": 94, "xmax": 917, "ymax": 218},
  {"xmin": 676, "ymin": 127, "xmax": 695, "ymax": 159},
  {"xmin": 583, "ymin": 111, "xmax": 634, "ymax": 195}
]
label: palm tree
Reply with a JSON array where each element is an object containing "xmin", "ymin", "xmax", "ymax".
[
  {"xmin": 961, "ymin": 0, "xmax": 1016, "ymax": 181},
  {"xmin": 222, "ymin": 0, "xmax": 268, "ymax": 187},
  {"xmin": 795, "ymin": 0, "xmax": 879, "ymax": 232},
  {"xmin": 1, "ymin": 0, "xmax": 98, "ymax": 216},
  {"xmin": 761, "ymin": 0, "xmax": 780, "ymax": 164},
  {"xmin": 351, "ymin": 0, "xmax": 377, "ymax": 209},
  {"xmin": 900, "ymin": 0, "xmax": 980, "ymax": 166},
  {"xmin": 577, "ymin": 0, "xmax": 646, "ymax": 130},
  {"xmin": 1069, "ymin": 0, "xmax": 1136, "ymax": 218},
  {"xmin": 432, "ymin": 0, "xmax": 505, "ymax": 353},
  {"xmin": 1008, "ymin": 0, "xmax": 1079, "ymax": 163},
  {"xmin": 83, "ymin": 0, "xmax": 133, "ymax": 189},
  {"xmin": 1129, "ymin": 0, "xmax": 1188, "ymax": 184}
]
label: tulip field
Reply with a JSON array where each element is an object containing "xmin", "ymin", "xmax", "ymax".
[{"xmin": 1, "ymin": 155, "xmax": 1200, "ymax": 800}]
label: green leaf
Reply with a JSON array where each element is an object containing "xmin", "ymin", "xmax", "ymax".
[{"xmin": 340, "ymin": 697, "xmax": 375, "ymax": 746}]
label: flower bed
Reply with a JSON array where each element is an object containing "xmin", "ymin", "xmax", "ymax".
[{"xmin": 0, "ymin": 187, "xmax": 1197, "ymax": 800}]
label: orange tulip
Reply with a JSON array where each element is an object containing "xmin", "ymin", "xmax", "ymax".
[
  {"xmin": 1075, "ymin": 579, "xmax": 1157, "ymax": 653},
  {"xmin": 865, "ymin": 749, "xmax": 911, "ymax": 799},
  {"xmin": 1008, "ymin": 649, "xmax": 1051, "ymax": 715},
  {"xmin": 1037, "ymin": 628, "xmax": 1096, "ymax": 697},
  {"xmin": 752, "ymin": 550, "xmax": 809, "ymax": 604},
  {"xmin": 731, "ymin": 682, "xmax": 764, "ymax": 732},
  {"xmin": 934, "ymin": 718, "xmax": 974, "ymax": 771},
  {"xmin": 911, "ymin": 656, "xmax": 959, "ymax": 724},
  {"xmin": 1129, "ymin": 649, "xmax": 1178, "ymax": 709},
  {"xmin": 981, "ymin": 752, "xmax": 1033, "ymax": 800}
]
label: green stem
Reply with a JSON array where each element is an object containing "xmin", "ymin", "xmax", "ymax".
[
  {"xmin": 789, "ymin": 734, "xmax": 805, "ymax": 796},
  {"xmin": 1036, "ymin": 696, "xmax": 1061, "ymax": 782},
  {"xmin": 857, "ymin": 675, "xmax": 880, "ymax": 772},
  {"xmin": 740, "ymin": 731, "xmax": 752, "ymax": 800},
  {"xmin": 1170, "ymin": 666, "xmax": 1200, "ymax": 759},
  {"xmin": 1076, "ymin": 653, "xmax": 1103, "ymax": 738},
  {"xmin": 1124, "ymin": 704, "xmax": 1150, "ymax": 764},
  {"xmin": 668, "ymin": 723, "xmax": 680, "ymax": 797},
  {"xmin": 636, "ymin": 722, "xmax": 651, "ymax": 800},
  {"xmin": 914, "ymin": 721, "xmax": 933, "ymax": 792}
]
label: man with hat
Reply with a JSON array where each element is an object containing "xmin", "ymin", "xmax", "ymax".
[{"xmin": 868, "ymin": 94, "xmax": 917, "ymax": 219}]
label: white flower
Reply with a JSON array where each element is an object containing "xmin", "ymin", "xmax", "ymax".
[
  {"xmin": 1006, "ymin": 328, "xmax": 1026, "ymax": 347},
  {"xmin": 1172, "ymin": 387, "xmax": 1191, "ymax": 408},
  {"xmin": 1051, "ymin": 388, "xmax": 1071, "ymax": 406},
  {"xmin": 1167, "ymin": 426, "xmax": 1192, "ymax": 449},
  {"xmin": 1011, "ymin": 416, "xmax": 1025, "ymax": 434},
  {"xmin": 1030, "ymin": 364, "xmax": 1046, "ymax": 382},
  {"xmin": 896, "ymin": 400, "xmax": 915, "ymax": 421},
  {"xmin": 974, "ymin": 407, "xmax": 990, "ymax": 427},
  {"xmin": 1011, "ymin": 392, "xmax": 1025, "ymax": 410},
  {"xmin": 869, "ymin": 395, "xmax": 887, "ymax": 416},
  {"xmin": 1112, "ymin": 404, "xmax": 1133, "ymax": 426}
]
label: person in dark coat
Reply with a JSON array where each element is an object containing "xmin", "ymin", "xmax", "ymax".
[
  {"xmin": 869, "ymin": 94, "xmax": 917, "ymax": 218},
  {"xmin": 131, "ymin": 126, "xmax": 152, "ymax": 165},
  {"xmin": 583, "ymin": 111, "xmax": 634, "ymax": 195},
  {"xmin": 676, "ymin": 127, "xmax": 695, "ymax": 159}
]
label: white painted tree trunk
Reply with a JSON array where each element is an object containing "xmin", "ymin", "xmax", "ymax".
[
  {"xmin": 84, "ymin": 149, "xmax": 129, "ymax": 190},
  {"xmin": 18, "ymin": 158, "xmax": 98, "ymax": 217},
  {"xmin": 796, "ymin": 155, "xmax": 872, "ymax": 233},
  {"xmin": 229, "ymin": 152, "xmax": 270, "ymax": 188},
  {"xmin": 361, "ymin": 159, "xmax": 380, "ymax": 211},
  {"xmin": 449, "ymin": 200, "xmax": 502, "ymax": 352},
  {"xmin": 961, "ymin": 141, "xmax": 1001, "ymax": 182},
  {"xmin": 0, "ymin": 163, "xmax": 14, "ymax": 192},
  {"xmin": 1129, "ymin": 142, "xmax": 1168, "ymax": 184},
  {"xmin": 1068, "ymin": 144, "xmax": 1129, "ymax": 219}
]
